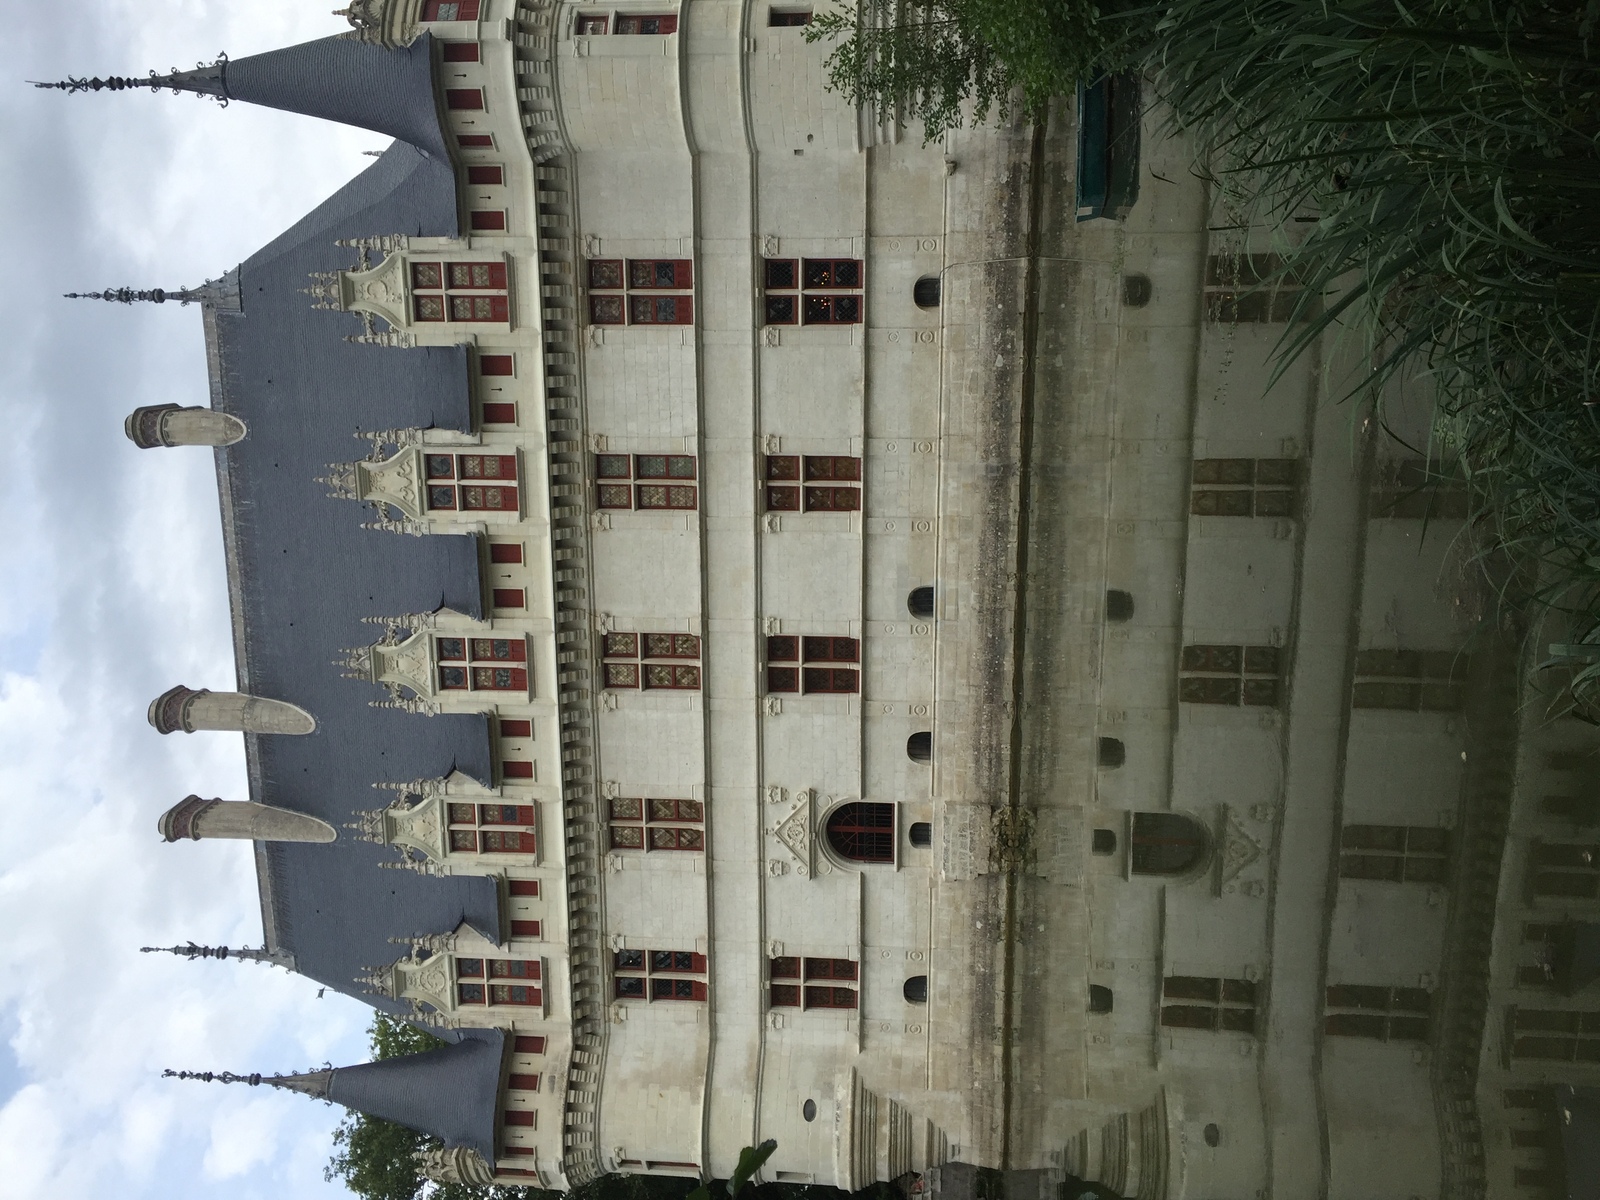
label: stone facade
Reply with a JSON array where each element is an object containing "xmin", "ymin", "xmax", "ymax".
[{"xmin": 90, "ymin": 1, "xmax": 1600, "ymax": 1196}]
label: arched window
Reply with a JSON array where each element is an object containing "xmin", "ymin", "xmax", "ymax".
[
  {"xmin": 1098, "ymin": 737, "xmax": 1125, "ymax": 769},
  {"xmin": 907, "ymin": 586, "xmax": 935, "ymax": 620},
  {"xmin": 1106, "ymin": 589, "xmax": 1135, "ymax": 622},
  {"xmin": 904, "ymin": 975, "xmax": 928, "ymax": 1003},
  {"xmin": 1092, "ymin": 829, "xmax": 1118, "ymax": 855},
  {"xmin": 825, "ymin": 802, "xmax": 895, "ymax": 863},
  {"xmin": 1088, "ymin": 984, "xmax": 1114, "ymax": 1014},
  {"xmin": 913, "ymin": 276, "xmax": 941, "ymax": 309},
  {"xmin": 1131, "ymin": 812, "xmax": 1210, "ymax": 876},
  {"xmin": 1122, "ymin": 274, "xmax": 1152, "ymax": 307},
  {"xmin": 909, "ymin": 821, "xmax": 932, "ymax": 848},
  {"xmin": 907, "ymin": 731, "xmax": 932, "ymax": 763}
]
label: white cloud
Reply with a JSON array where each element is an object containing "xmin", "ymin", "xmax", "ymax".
[{"xmin": 2, "ymin": 2, "xmax": 395, "ymax": 1197}]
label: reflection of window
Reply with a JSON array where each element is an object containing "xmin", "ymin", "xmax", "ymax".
[
  {"xmin": 1131, "ymin": 812, "xmax": 1208, "ymax": 875},
  {"xmin": 1506, "ymin": 1006, "xmax": 1600, "ymax": 1061},
  {"xmin": 765, "ymin": 635, "xmax": 859, "ymax": 694},
  {"xmin": 1339, "ymin": 825, "xmax": 1450, "ymax": 883},
  {"xmin": 595, "ymin": 453, "xmax": 698, "ymax": 510},
  {"xmin": 425, "ymin": 0, "xmax": 481, "ymax": 18},
  {"xmin": 614, "ymin": 949, "xmax": 707, "ymax": 1000},
  {"xmin": 1371, "ymin": 458, "xmax": 1469, "ymax": 520},
  {"xmin": 1160, "ymin": 976, "xmax": 1256, "ymax": 1032},
  {"xmin": 455, "ymin": 955, "xmax": 541, "ymax": 1006},
  {"xmin": 764, "ymin": 454, "xmax": 862, "ymax": 512},
  {"xmin": 1203, "ymin": 253, "xmax": 1304, "ymax": 323},
  {"xmin": 411, "ymin": 261, "xmax": 509, "ymax": 322},
  {"xmin": 1179, "ymin": 644, "xmax": 1281, "ymax": 706},
  {"xmin": 1529, "ymin": 842, "xmax": 1599, "ymax": 899},
  {"xmin": 608, "ymin": 797, "xmax": 705, "ymax": 851},
  {"xmin": 763, "ymin": 258, "xmax": 863, "ymax": 325},
  {"xmin": 436, "ymin": 637, "xmax": 529, "ymax": 692},
  {"xmin": 601, "ymin": 632, "xmax": 701, "ymax": 690},
  {"xmin": 426, "ymin": 453, "xmax": 519, "ymax": 512},
  {"xmin": 1324, "ymin": 985, "xmax": 1432, "ymax": 1041},
  {"xmin": 1191, "ymin": 459, "xmax": 1298, "ymax": 517},
  {"xmin": 769, "ymin": 957, "xmax": 858, "ymax": 1009},
  {"xmin": 448, "ymin": 802, "xmax": 537, "ymax": 854},
  {"xmin": 587, "ymin": 259, "xmax": 694, "ymax": 325},
  {"xmin": 1352, "ymin": 649, "xmax": 1465, "ymax": 711},
  {"xmin": 825, "ymin": 802, "xmax": 894, "ymax": 863}
]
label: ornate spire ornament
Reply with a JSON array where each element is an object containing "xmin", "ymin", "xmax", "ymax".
[
  {"xmin": 162, "ymin": 1066, "xmax": 334, "ymax": 1099},
  {"xmin": 141, "ymin": 942, "xmax": 287, "ymax": 967},
  {"xmin": 31, "ymin": 56, "xmax": 229, "ymax": 103},
  {"xmin": 63, "ymin": 285, "xmax": 209, "ymax": 305}
]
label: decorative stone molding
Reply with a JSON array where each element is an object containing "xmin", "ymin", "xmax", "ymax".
[
  {"xmin": 416, "ymin": 1146, "xmax": 496, "ymax": 1187},
  {"xmin": 1214, "ymin": 804, "xmax": 1265, "ymax": 896},
  {"xmin": 158, "ymin": 797, "xmax": 337, "ymax": 844},
  {"xmin": 349, "ymin": 773, "xmax": 523, "ymax": 873},
  {"xmin": 336, "ymin": 0, "xmax": 423, "ymax": 48},
  {"xmin": 148, "ymin": 686, "xmax": 316, "ymax": 736},
  {"xmin": 125, "ymin": 405, "xmax": 247, "ymax": 448}
]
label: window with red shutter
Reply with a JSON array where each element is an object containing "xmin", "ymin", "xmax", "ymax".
[
  {"xmin": 480, "ymin": 353, "xmax": 514, "ymax": 375},
  {"xmin": 445, "ymin": 797, "xmax": 536, "ymax": 855},
  {"xmin": 503, "ymin": 760, "xmax": 533, "ymax": 779},
  {"xmin": 509, "ymin": 1074, "xmax": 541, "ymax": 1091},
  {"xmin": 509, "ymin": 879, "xmax": 540, "ymax": 896},
  {"xmin": 470, "ymin": 210, "xmax": 507, "ymax": 232},
  {"xmin": 489, "ymin": 543, "xmax": 524, "ymax": 564},
  {"xmin": 499, "ymin": 717, "xmax": 532, "ymax": 736},
  {"xmin": 446, "ymin": 89, "xmax": 484, "ymax": 110},
  {"xmin": 458, "ymin": 134, "xmax": 494, "ymax": 148},
  {"xmin": 510, "ymin": 919, "xmax": 541, "ymax": 937},
  {"xmin": 483, "ymin": 402, "xmax": 516, "ymax": 424},
  {"xmin": 513, "ymin": 1035, "xmax": 546, "ymax": 1053},
  {"xmin": 442, "ymin": 42, "xmax": 480, "ymax": 61},
  {"xmin": 467, "ymin": 166, "xmax": 502, "ymax": 186},
  {"xmin": 493, "ymin": 588, "xmax": 526, "ymax": 609},
  {"xmin": 504, "ymin": 1111, "xmax": 536, "ymax": 1126}
]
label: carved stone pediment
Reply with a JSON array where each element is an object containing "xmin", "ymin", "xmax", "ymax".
[
  {"xmin": 1215, "ymin": 804, "xmax": 1266, "ymax": 896},
  {"xmin": 356, "ymin": 448, "xmax": 426, "ymax": 521},
  {"xmin": 769, "ymin": 789, "xmax": 815, "ymax": 878},
  {"xmin": 373, "ymin": 627, "xmax": 438, "ymax": 701},
  {"xmin": 340, "ymin": 251, "xmax": 410, "ymax": 331}
]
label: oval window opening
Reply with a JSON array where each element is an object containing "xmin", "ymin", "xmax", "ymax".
[
  {"xmin": 907, "ymin": 585, "xmax": 935, "ymax": 620},
  {"xmin": 907, "ymin": 731, "xmax": 932, "ymax": 764},
  {"xmin": 803, "ymin": 1099, "xmax": 818, "ymax": 1122},
  {"xmin": 904, "ymin": 974, "xmax": 928, "ymax": 1004},
  {"xmin": 909, "ymin": 821, "xmax": 932, "ymax": 848},
  {"xmin": 913, "ymin": 276, "xmax": 941, "ymax": 309},
  {"xmin": 1203, "ymin": 1123, "xmax": 1221, "ymax": 1147}
]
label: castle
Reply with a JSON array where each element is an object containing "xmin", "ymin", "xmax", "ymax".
[{"xmin": 42, "ymin": 1, "xmax": 1598, "ymax": 1196}]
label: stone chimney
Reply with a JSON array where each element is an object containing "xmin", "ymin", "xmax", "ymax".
[
  {"xmin": 125, "ymin": 404, "xmax": 247, "ymax": 448},
  {"xmin": 158, "ymin": 796, "xmax": 337, "ymax": 844},
  {"xmin": 148, "ymin": 686, "xmax": 316, "ymax": 735}
]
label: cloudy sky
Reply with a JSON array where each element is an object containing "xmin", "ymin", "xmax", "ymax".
[{"xmin": 3, "ymin": 3, "xmax": 393, "ymax": 1196}]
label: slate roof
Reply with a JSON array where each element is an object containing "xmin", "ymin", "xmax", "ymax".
[
  {"xmin": 325, "ymin": 1028, "xmax": 507, "ymax": 1161},
  {"xmin": 169, "ymin": 34, "xmax": 452, "ymax": 162},
  {"xmin": 191, "ymin": 43, "xmax": 504, "ymax": 1014}
]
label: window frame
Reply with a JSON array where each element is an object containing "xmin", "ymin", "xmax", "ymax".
[
  {"xmin": 409, "ymin": 259, "xmax": 511, "ymax": 326},
  {"xmin": 824, "ymin": 801, "xmax": 896, "ymax": 865},
  {"xmin": 1190, "ymin": 458, "xmax": 1299, "ymax": 518},
  {"xmin": 435, "ymin": 634, "xmax": 530, "ymax": 694},
  {"xmin": 1178, "ymin": 643, "xmax": 1282, "ymax": 707},
  {"xmin": 1339, "ymin": 824, "xmax": 1451, "ymax": 884},
  {"xmin": 613, "ymin": 948, "xmax": 708, "ymax": 1001},
  {"xmin": 1323, "ymin": 984, "xmax": 1433, "ymax": 1042},
  {"xmin": 586, "ymin": 257, "xmax": 695, "ymax": 326},
  {"xmin": 594, "ymin": 452, "xmax": 699, "ymax": 511},
  {"xmin": 1159, "ymin": 975, "xmax": 1258, "ymax": 1033},
  {"xmin": 768, "ymin": 956, "xmax": 859, "ymax": 1010},
  {"xmin": 424, "ymin": 452, "xmax": 520, "ymax": 514},
  {"xmin": 764, "ymin": 454, "xmax": 863, "ymax": 513},
  {"xmin": 765, "ymin": 634, "xmax": 860, "ymax": 694},
  {"xmin": 607, "ymin": 796, "xmax": 706, "ymax": 852},
  {"xmin": 454, "ymin": 954, "xmax": 543, "ymax": 1008},
  {"xmin": 447, "ymin": 801, "xmax": 538, "ymax": 856},
  {"xmin": 601, "ymin": 631, "xmax": 703, "ymax": 691}
]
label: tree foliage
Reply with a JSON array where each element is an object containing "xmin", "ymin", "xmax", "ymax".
[{"xmin": 805, "ymin": 0, "xmax": 1136, "ymax": 142}]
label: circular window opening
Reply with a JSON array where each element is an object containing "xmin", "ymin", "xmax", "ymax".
[
  {"xmin": 1088, "ymin": 984, "xmax": 1113, "ymax": 1014},
  {"xmin": 1122, "ymin": 274, "xmax": 1152, "ymax": 307},
  {"xmin": 1097, "ymin": 737, "xmax": 1125, "ymax": 769},
  {"xmin": 1092, "ymin": 828, "xmax": 1118, "ymax": 855},
  {"xmin": 803, "ymin": 1099, "xmax": 818, "ymax": 1122},
  {"xmin": 1106, "ymin": 589, "xmax": 1135, "ymax": 622},
  {"xmin": 1203, "ymin": 1123, "xmax": 1221, "ymax": 1148},
  {"xmin": 904, "ymin": 974, "xmax": 928, "ymax": 1004},
  {"xmin": 913, "ymin": 276, "xmax": 942, "ymax": 309},
  {"xmin": 909, "ymin": 821, "xmax": 933, "ymax": 848},
  {"xmin": 907, "ymin": 731, "xmax": 932, "ymax": 764},
  {"xmin": 907, "ymin": 585, "xmax": 935, "ymax": 620}
]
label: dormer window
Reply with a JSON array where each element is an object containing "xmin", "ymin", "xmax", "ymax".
[
  {"xmin": 436, "ymin": 637, "xmax": 528, "ymax": 692},
  {"xmin": 411, "ymin": 261, "xmax": 509, "ymax": 323},
  {"xmin": 455, "ymin": 955, "xmax": 542, "ymax": 1007},
  {"xmin": 424, "ymin": 0, "xmax": 481, "ymax": 19},
  {"xmin": 448, "ymin": 801, "xmax": 537, "ymax": 853},
  {"xmin": 425, "ymin": 453, "xmax": 518, "ymax": 512}
]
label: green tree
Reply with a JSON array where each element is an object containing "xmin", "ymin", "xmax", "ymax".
[{"xmin": 805, "ymin": 0, "xmax": 1135, "ymax": 142}]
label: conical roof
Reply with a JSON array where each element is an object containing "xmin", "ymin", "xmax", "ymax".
[{"xmin": 38, "ymin": 35, "xmax": 449, "ymax": 160}]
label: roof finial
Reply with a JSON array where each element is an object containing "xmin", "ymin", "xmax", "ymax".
[
  {"xmin": 162, "ymin": 1069, "xmax": 264, "ymax": 1086},
  {"xmin": 64, "ymin": 286, "xmax": 206, "ymax": 305},
  {"xmin": 141, "ymin": 942, "xmax": 287, "ymax": 967},
  {"xmin": 162, "ymin": 1067, "xmax": 334, "ymax": 1099},
  {"xmin": 31, "ymin": 56, "xmax": 229, "ymax": 104}
]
